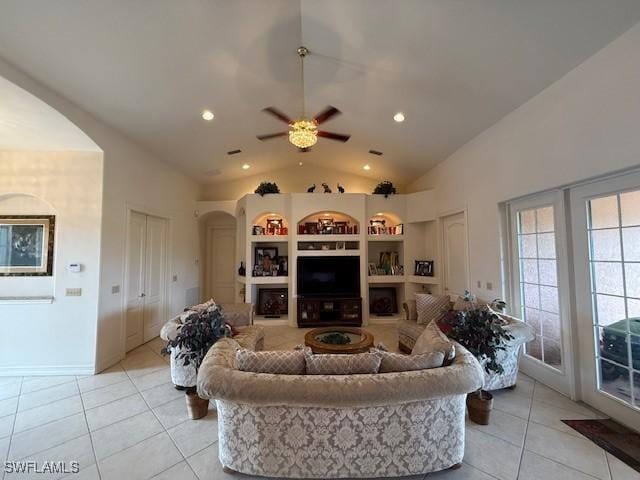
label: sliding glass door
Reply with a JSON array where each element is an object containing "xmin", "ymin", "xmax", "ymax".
[
  {"xmin": 571, "ymin": 173, "xmax": 640, "ymax": 431},
  {"xmin": 508, "ymin": 191, "xmax": 575, "ymax": 396}
]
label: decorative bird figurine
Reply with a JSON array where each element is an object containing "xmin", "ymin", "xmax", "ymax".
[
  {"xmin": 322, "ymin": 183, "xmax": 332, "ymax": 193},
  {"xmin": 307, "ymin": 184, "xmax": 316, "ymax": 193},
  {"xmin": 337, "ymin": 183, "xmax": 345, "ymax": 193}
]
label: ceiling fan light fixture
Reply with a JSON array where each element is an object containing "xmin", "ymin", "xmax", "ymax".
[{"xmin": 288, "ymin": 119, "xmax": 318, "ymax": 149}]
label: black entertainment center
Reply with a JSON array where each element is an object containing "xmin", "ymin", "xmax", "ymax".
[{"xmin": 296, "ymin": 256, "xmax": 362, "ymax": 327}]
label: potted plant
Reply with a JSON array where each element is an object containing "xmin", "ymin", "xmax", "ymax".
[
  {"xmin": 162, "ymin": 305, "xmax": 230, "ymax": 419},
  {"xmin": 254, "ymin": 181, "xmax": 280, "ymax": 196},
  {"xmin": 441, "ymin": 302, "xmax": 514, "ymax": 425},
  {"xmin": 372, "ymin": 181, "xmax": 397, "ymax": 198}
]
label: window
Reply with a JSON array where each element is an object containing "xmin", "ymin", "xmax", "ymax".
[{"xmin": 515, "ymin": 206, "xmax": 562, "ymax": 369}]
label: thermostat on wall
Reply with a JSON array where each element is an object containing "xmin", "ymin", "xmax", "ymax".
[{"xmin": 68, "ymin": 263, "xmax": 82, "ymax": 273}]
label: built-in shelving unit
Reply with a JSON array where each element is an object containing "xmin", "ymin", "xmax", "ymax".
[{"xmin": 229, "ymin": 191, "xmax": 439, "ymax": 327}]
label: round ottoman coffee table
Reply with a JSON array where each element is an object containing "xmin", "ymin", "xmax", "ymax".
[{"xmin": 304, "ymin": 326, "xmax": 374, "ymax": 354}]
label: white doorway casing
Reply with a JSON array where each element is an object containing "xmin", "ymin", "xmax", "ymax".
[{"xmin": 124, "ymin": 210, "xmax": 168, "ymax": 352}]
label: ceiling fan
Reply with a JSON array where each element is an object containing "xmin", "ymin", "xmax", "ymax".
[{"xmin": 256, "ymin": 46, "xmax": 351, "ymax": 152}]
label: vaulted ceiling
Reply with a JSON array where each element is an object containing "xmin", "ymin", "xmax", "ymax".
[{"xmin": 1, "ymin": 1, "xmax": 639, "ymax": 186}]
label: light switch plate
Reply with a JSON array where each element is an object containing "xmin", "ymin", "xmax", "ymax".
[
  {"xmin": 66, "ymin": 288, "xmax": 82, "ymax": 296},
  {"xmin": 486, "ymin": 282, "xmax": 493, "ymax": 290},
  {"xmin": 172, "ymin": 274, "xmax": 178, "ymax": 282},
  {"xmin": 477, "ymin": 281, "xmax": 482, "ymax": 288},
  {"xmin": 111, "ymin": 285, "xmax": 120, "ymax": 294}
]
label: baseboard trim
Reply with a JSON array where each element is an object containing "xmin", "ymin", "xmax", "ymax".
[{"xmin": 0, "ymin": 364, "xmax": 95, "ymax": 376}]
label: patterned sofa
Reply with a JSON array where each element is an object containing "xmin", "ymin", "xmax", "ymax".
[
  {"xmin": 398, "ymin": 299, "xmax": 535, "ymax": 390},
  {"xmin": 197, "ymin": 337, "xmax": 484, "ymax": 479},
  {"xmin": 160, "ymin": 302, "xmax": 264, "ymax": 388}
]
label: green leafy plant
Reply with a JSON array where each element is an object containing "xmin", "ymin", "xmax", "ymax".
[
  {"xmin": 372, "ymin": 181, "xmax": 397, "ymax": 198},
  {"xmin": 442, "ymin": 304, "xmax": 514, "ymax": 375},
  {"xmin": 162, "ymin": 306, "xmax": 230, "ymax": 370},
  {"xmin": 254, "ymin": 181, "xmax": 280, "ymax": 196}
]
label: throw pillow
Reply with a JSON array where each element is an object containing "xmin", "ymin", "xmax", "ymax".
[
  {"xmin": 371, "ymin": 349, "xmax": 445, "ymax": 373},
  {"xmin": 404, "ymin": 299, "xmax": 418, "ymax": 321},
  {"xmin": 415, "ymin": 293, "xmax": 451, "ymax": 325},
  {"xmin": 411, "ymin": 320, "xmax": 455, "ymax": 365},
  {"xmin": 305, "ymin": 351, "xmax": 381, "ymax": 375},
  {"xmin": 236, "ymin": 349, "xmax": 305, "ymax": 375}
]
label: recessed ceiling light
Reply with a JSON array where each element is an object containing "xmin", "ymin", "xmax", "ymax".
[
  {"xmin": 363, "ymin": 164, "xmax": 371, "ymax": 171},
  {"xmin": 299, "ymin": 161, "xmax": 304, "ymax": 166},
  {"xmin": 201, "ymin": 110, "xmax": 215, "ymax": 121},
  {"xmin": 393, "ymin": 112, "xmax": 405, "ymax": 123},
  {"xmin": 241, "ymin": 163, "xmax": 250, "ymax": 170}
]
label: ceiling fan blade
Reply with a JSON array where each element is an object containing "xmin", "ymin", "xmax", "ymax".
[
  {"xmin": 314, "ymin": 106, "xmax": 341, "ymax": 124},
  {"xmin": 256, "ymin": 132, "xmax": 288, "ymax": 141},
  {"xmin": 262, "ymin": 107, "xmax": 292, "ymax": 124},
  {"xmin": 318, "ymin": 131, "xmax": 351, "ymax": 142}
]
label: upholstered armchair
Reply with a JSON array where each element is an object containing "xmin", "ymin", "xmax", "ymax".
[
  {"xmin": 398, "ymin": 299, "xmax": 535, "ymax": 390},
  {"xmin": 160, "ymin": 301, "xmax": 263, "ymax": 389}
]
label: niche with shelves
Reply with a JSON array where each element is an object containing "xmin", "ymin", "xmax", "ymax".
[{"xmin": 297, "ymin": 211, "xmax": 359, "ymax": 235}]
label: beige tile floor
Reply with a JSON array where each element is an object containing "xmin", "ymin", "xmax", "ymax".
[{"xmin": 0, "ymin": 324, "xmax": 639, "ymax": 480}]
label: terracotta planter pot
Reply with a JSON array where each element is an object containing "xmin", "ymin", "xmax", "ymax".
[
  {"xmin": 466, "ymin": 390, "xmax": 493, "ymax": 425},
  {"xmin": 185, "ymin": 391, "xmax": 209, "ymax": 420}
]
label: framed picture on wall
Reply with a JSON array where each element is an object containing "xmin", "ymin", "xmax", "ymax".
[
  {"xmin": 0, "ymin": 216, "xmax": 55, "ymax": 276},
  {"xmin": 414, "ymin": 260, "xmax": 434, "ymax": 277},
  {"xmin": 257, "ymin": 288, "xmax": 288, "ymax": 317},
  {"xmin": 369, "ymin": 287, "xmax": 398, "ymax": 316}
]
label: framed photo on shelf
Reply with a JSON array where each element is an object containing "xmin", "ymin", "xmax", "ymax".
[
  {"xmin": 252, "ymin": 225, "xmax": 264, "ymax": 235},
  {"xmin": 0, "ymin": 215, "xmax": 55, "ymax": 276},
  {"xmin": 304, "ymin": 222, "xmax": 318, "ymax": 235},
  {"xmin": 266, "ymin": 218, "xmax": 283, "ymax": 235},
  {"xmin": 255, "ymin": 247, "xmax": 278, "ymax": 275},
  {"xmin": 257, "ymin": 288, "xmax": 288, "ymax": 317},
  {"xmin": 277, "ymin": 255, "xmax": 288, "ymax": 276},
  {"xmin": 369, "ymin": 287, "xmax": 398, "ymax": 316},
  {"xmin": 414, "ymin": 260, "xmax": 434, "ymax": 277},
  {"xmin": 368, "ymin": 262, "xmax": 378, "ymax": 276}
]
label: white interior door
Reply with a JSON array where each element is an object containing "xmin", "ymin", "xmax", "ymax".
[
  {"xmin": 206, "ymin": 226, "xmax": 235, "ymax": 303},
  {"xmin": 143, "ymin": 215, "xmax": 167, "ymax": 342},
  {"xmin": 441, "ymin": 212, "xmax": 469, "ymax": 297},
  {"xmin": 125, "ymin": 211, "xmax": 168, "ymax": 352},
  {"xmin": 508, "ymin": 191, "xmax": 575, "ymax": 397},
  {"xmin": 125, "ymin": 211, "xmax": 147, "ymax": 351},
  {"xmin": 571, "ymin": 173, "xmax": 640, "ymax": 431}
]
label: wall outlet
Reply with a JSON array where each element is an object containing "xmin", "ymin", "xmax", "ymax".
[
  {"xmin": 65, "ymin": 288, "xmax": 82, "ymax": 296},
  {"xmin": 111, "ymin": 285, "xmax": 120, "ymax": 294},
  {"xmin": 486, "ymin": 281, "xmax": 493, "ymax": 290}
]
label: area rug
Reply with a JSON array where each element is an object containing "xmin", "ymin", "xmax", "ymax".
[{"xmin": 562, "ymin": 419, "xmax": 640, "ymax": 473}]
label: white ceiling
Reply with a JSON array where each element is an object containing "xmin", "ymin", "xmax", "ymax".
[{"xmin": 0, "ymin": 0, "xmax": 639, "ymax": 186}]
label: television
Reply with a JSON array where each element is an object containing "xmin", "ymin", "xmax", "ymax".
[{"xmin": 297, "ymin": 256, "xmax": 360, "ymax": 298}]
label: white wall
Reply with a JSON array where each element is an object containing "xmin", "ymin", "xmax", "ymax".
[
  {"xmin": 0, "ymin": 58, "xmax": 201, "ymax": 372},
  {"xmin": 407, "ymin": 22, "xmax": 640, "ymax": 301},
  {"xmin": 0, "ymin": 151, "xmax": 103, "ymax": 374},
  {"xmin": 201, "ymin": 163, "xmax": 382, "ymax": 200}
]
